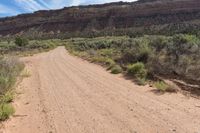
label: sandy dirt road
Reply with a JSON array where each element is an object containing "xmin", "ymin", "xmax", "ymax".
[{"xmin": 2, "ymin": 46, "xmax": 200, "ymax": 133}]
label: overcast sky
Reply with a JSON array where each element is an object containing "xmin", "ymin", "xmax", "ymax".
[{"xmin": 0, "ymin": 0, "xmax": 137, "ymax": 17}]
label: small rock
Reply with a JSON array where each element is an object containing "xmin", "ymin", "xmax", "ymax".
[{"xmin": 172, "ymin": 129, "xmax": 176, "ymax": 132}]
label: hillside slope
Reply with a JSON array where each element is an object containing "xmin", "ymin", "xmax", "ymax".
[{"xmin": 0, "ymin": 0, "xmax": 200, "ymax": 38}]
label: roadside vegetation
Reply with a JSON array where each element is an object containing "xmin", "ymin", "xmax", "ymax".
[
  {"xmin": 0, "ymin": 56, "xmax": 24, "ymax": 121},
  {"xmin": 154, "ymin": 81, "xmax": 170, "ymax": 92},
  {"xmin": 0, "ymin": 37, "xmax": 61, "ymax": 56},
  {"xmin": 1, "ymin": 34, "xmax": 199, "ymax": 109},
  {"xmin": 65, "ymin": 34, "xmax": 200, "ymax": 93},
  {"xmin": 0, "ymin": 36, "xmax": 61, "ymax": 121}
]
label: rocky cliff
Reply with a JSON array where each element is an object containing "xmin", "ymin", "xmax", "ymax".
[{"xmin": 0, "ymin": 0, "xmax": 200, "ymax": 38}]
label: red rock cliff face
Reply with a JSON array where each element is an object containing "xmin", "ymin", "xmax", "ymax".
[{"xmin": 0, "ymin": 0, "xmax": 200, "ymax": 37}]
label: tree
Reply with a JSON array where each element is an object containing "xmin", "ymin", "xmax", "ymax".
[{"xmin": 15, "ymin": 37, "xmax": 29, "ymax": 47}]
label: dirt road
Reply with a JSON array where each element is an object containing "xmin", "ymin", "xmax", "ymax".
[{"xmin": 2, "ymin": 47, "xmax": 200, "ymax": 133}]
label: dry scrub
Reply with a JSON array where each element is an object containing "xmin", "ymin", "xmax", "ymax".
[{"xmin": 0, "ymin": 56, "xmax": 24, "ymax": 121}]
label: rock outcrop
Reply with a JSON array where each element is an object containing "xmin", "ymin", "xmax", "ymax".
[{"xmin": 0, "ymin": 0, "xmax": 200, "ymax": 37}]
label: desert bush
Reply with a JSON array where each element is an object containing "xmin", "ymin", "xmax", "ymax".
[
  {"xmin": 127, "ymin": 62, "xmax": 147, "ymax": 79},
  {"xmin": 0, "ymin": 41, "xmax": 17, "ymax": 54},
  {"xmin": 111, "ymin": 65, "xmax": 122, "ymax": 74},
  {"xmin": 15, "ymin": 37, "xmax": 29, "ymax": 47},
  {"xmin": 27, "ymin": 40, "xmax": 56, "ymax": 50},
  {"xmin": 0, "ymin": 57, "xmax": 24, "ymax": 121},
  {"xmin": 136, "ymin": 78, "xmax": 146, "ymax": 86},
  {"xmin": 99, "ymin": 49, "xmax": 115, "ymax": 58},
  {"xmin": 149, "ymin": 36, "xmax": 169, "ymax": 51},
  {"xmin": 0, "ymin": 57, "xmax": 24, "ymax": 94},
  {"xmin": 66, "ymin": 34, "xmax": 200, "ymax": 85},
  {"xmin": 154, "ymin": 81, "xmax": 170, "ymax": 92},
  {"xmin": 0, "ymin": 103, "xmax": 15, "ymax": 121},
  {"xmin": 90, "ymin": 56, "xmax": 108, "ymax": 63},
  {"xmin": 1, "ymin": 92, "xmax": 14, "ymax": 103},
  {"xmin": 120, "ymin": 38, "xmax": 152, "ymax": 64},
  {"xmin": 0, "ymin": 39, "xmax": 59, "ymax": 55},
  {"xmin": 21, "ymin": 69, "xmax": 31, "ymax": 78},
  {"xmin": 105, "ymin": 58, "xmax": 116, "ymax": 70}
]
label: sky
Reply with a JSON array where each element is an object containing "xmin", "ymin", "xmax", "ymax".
[{"xmin": 0, "ymin": 0, "xmax": 137, "ymax": 17}]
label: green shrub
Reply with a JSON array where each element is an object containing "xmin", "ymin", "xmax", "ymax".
[
  {"xmin": 0, "ymin": 57, "xmax": 24, "ymax": 94},
  {"xmin": 111, "ymin": 65, "xmax": 122, "ymax": 74},
  {"xmin": 99, "ymin": 49, "xmax": 115, "ymax": 57},
  {"xmin": 0, "ymin": 57, "xmax": 24, "ymax": 121},
  {"xmin": 21, "ymin": 69, "xmax": 31, "ymax": 78},
  {"xmin": 149, "ymin": 36, "xmax": 169, "ymax": 51},
  {"xmin": 0, "ymin": 77, "xmax": 8, "ymax": 91},
  {"xmin": 136, "ymin": 78, "xmax": 146, "ymax": 86},
  {"xmin": 105, "ymin": 58, "xmax": 116, "ymax": 70},
  {"xmin": 154, "ymin": 81, "xmax": 169, "ymax": 92},
  {"xmin": 0, "ymin": 103, "xmax": 15, "ymax": 121},
  {"xmin": 66, "ymin": 35, "xmax": 200, "ymax": 85},
  {"xmin": 15, "ymin": 37, "xmax": 29, "ymax": 47},
  {"xmin": 90, "ymin": 57, "xmax": 108, "ymax": 63},
  {"xmin": 1, "ymin": 92, "xmax": 14, "ymax": 103},
  {"xmin": 127, "ymin": 62, "xmax": 147, "ymax": 79}
]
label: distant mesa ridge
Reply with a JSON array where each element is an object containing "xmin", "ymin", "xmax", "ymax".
[{"xmin": 0, "ymin": 0, "xmax": 200, "ymax": 38}]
